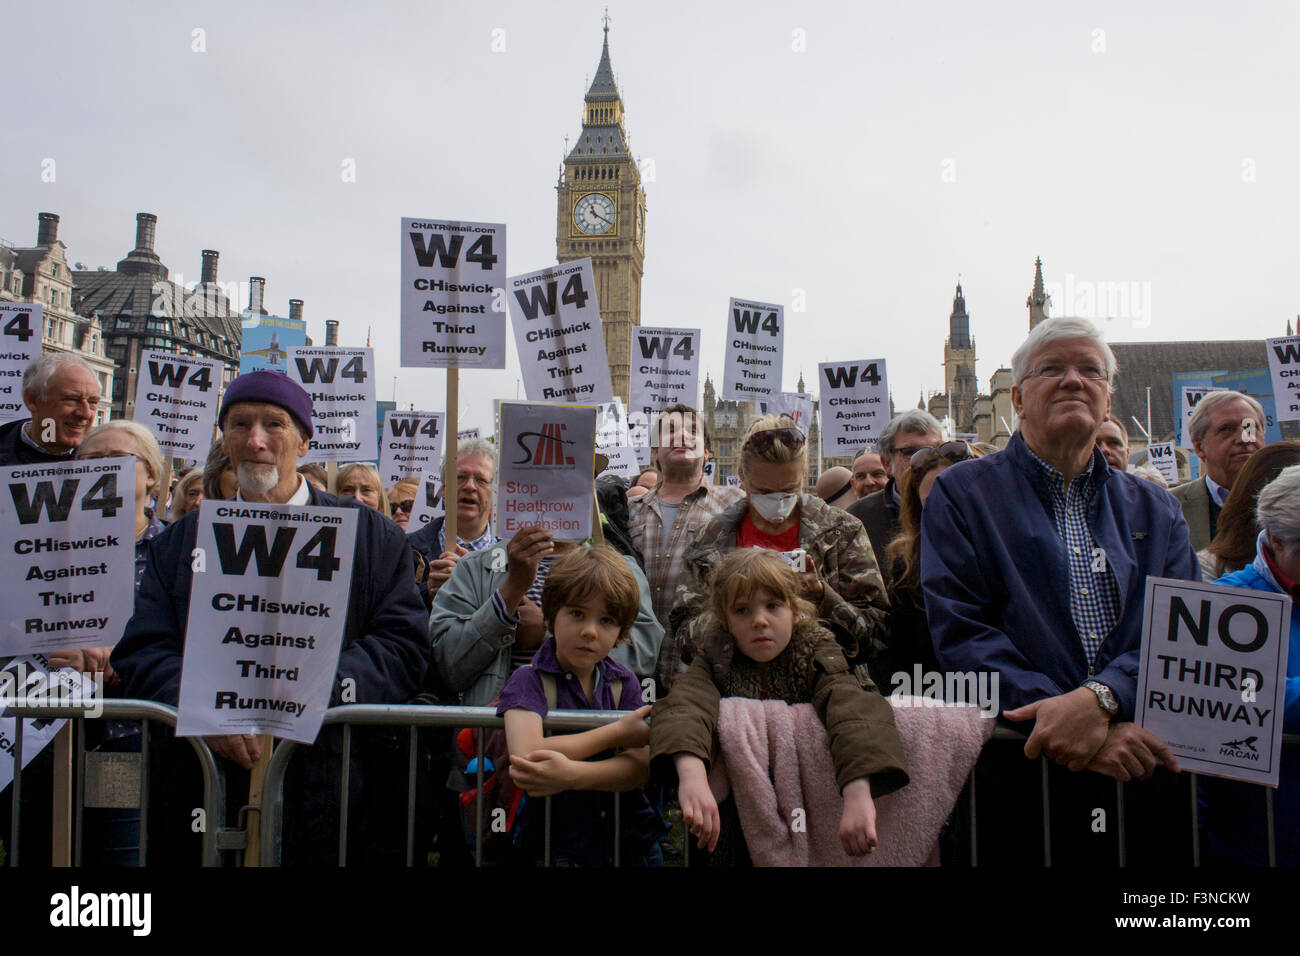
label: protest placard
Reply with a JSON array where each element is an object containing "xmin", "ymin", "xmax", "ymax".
[
  {"xmin": 240, "ymin": 313, "xmax": 306, "ymax": 375},
  {"xmin": 286, "ymin": 347, "xmax": 377, "ymax": 463},
  {"xmin": 497, "ymin": 401, "xmax": 595, "ymax": 540},
  {"xmin": 379, "ymin": 410, "xmax": 444, "ymax": 486},
  {"xmin": 508, "ymin": 259, "xmax": 613, "ymax": 404},
  {"xmin": 702, "ymin": 460, "xmax": 716, "ymax": 485},
  {"xmin": 1, "ymin": 458, "xmax": 136, "ymax": 655},
  {"xmin": 602, "ymin": 445, "xmax": 640, "ymax": 480},
  {"xmin": 406, "ymin": 473, "xmax": 444, "ymax": 530},
  {"xmin": 132, "ymin": 349, "xmax": 220, "ymax": 459},
  {"xmin": 818, "ymin": 360, "xmax": 889, "ymax": 454},
  {"xmin": 627, "ymin": 411, "xmax": 652, "ymax": 467},
  {"xmin": 1145, "ymin": 441, "xmax": 1179, "ymax": 485},
  {"xmin": 762, "ymin": 391, "xmax": 814, "ymax": 435},
  {"xmin": 722, "ymin": 298, "xmax": 783, "ymax": 401},
  {"xmin": 0, "ymin": 303, "xmax": 41, "ymax": 424},
  {"xmin": 457, "ymin": 428, "xmax": 480, "ymax": 441},
  {"xmin": 629, "ymin": 326, "xmax": 700, "ymax": 418},
  {"xmin": 400, "ymin": 218, "xmax": 507, "ymax": 369},
  {"xmin": 0, "ymin": 654, "xmax": 98, "ymax": 793},
  {"xmin": 1265, "ymin": 336, "xmax": 1300, "ymax": 422},
  {"xmin": 1136, "ymin": 577, "xmax": 1292, "ymax": 786},
  {"xmin": 724, "ymin": 474, "xmax": 742, "ymax": 488},
  {"xmin": 175, "ymin": 501, "xmax": 359, "ymax": 744},
  {"xmin": 596, "ymin": 399, "xmax": 630, "ymax": 449},
  {"xmin": 1179, "ymin": 386, "xmax": 1230, "ymax": 451}
]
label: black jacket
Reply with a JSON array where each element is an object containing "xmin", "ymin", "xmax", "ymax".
[
  {"xmin": 0, "ymin": 418, "xmax": 76, "ymax": 466},
  {"xmin": 846, "ymin": 480, "xmax": 901, "ymax": 589},
  {"xmin": 112, "ymin": 486, "xmax": 430, "ymax": 709}
]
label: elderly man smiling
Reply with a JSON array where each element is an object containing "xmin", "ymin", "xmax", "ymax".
[{"xmin": 920, "ymin": 317, "xmax": 1199, "ymax": 864}]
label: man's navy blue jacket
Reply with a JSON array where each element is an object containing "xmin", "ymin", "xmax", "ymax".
[
  {"xmin": 920, "ymin": 432, "xmax": 1198, "ymax": 720},
  {"xmin": 112, "ymin": 486, "xmax": 429, "ymax": 709}
]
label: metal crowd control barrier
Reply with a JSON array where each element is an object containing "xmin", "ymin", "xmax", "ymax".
[
  {"xmin": 6, "ymin": 701, "xmax": 1293, "ymax": 867},
  {"xmin": 5, "ymin": 700, "xmax": 226, "ymax": 866},
  {"xmin": 258, "ymin": 703, "xmax": 632, "ymax": 867},
  {"xmin": 258, "ymin": 705, "xmax": 1294, "ymax": 868}
]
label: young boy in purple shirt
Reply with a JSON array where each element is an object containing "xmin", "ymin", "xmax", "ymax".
[{"xmin": 497, "ymin": 545, "xmax": 665, "ymax": 866}]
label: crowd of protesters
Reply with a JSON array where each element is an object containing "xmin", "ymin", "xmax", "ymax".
[{"xmin": 2, "ymin": 315, "xmax": 1298, "ymax": 868}]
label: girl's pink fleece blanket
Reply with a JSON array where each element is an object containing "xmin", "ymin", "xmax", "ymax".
[{"xmin": 706, "ymin": 696, "xmax": 994, "ymax": 866}]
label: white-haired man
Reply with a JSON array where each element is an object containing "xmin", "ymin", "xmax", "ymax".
[
  {"xmin": 408, "ymin": 437, "xmax": 499, "ymax": 603},
  {"xmin": 0, "ymin": 353, "xmax": 101, "ymax": 465},
  {"xmin": 1174, "ymin": 390, "xmax": 1267, "ymax": 551},
  {"xmin": 920, "ymin": 317, "xmax": 1199, "ymax": 864}
]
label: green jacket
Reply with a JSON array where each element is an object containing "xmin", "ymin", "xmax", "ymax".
[
  {"xmin": 649, "ymin": 617, "xmax": 909, "ymax": 795},
  {"xmin": 658, "ymin": 493, "xmax": 890, "ymax": 691}
]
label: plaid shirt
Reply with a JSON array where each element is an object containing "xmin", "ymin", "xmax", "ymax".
[
  {"xmin": 1023, "ymin": 444, "xmax": 1123, "ymax": 669},
  {"xmin": 629, "ymin": 482, "xmax": 745, "ymax": 627}
]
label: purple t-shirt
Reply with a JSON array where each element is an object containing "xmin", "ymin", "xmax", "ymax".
[{"xmin": 497, "ymin": 637, "xmax": 664, "ymax": 862}]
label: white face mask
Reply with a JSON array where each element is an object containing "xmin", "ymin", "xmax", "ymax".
[{"xmin": 749, "ymin": 491, "xmax": 799, "ymax": 523}]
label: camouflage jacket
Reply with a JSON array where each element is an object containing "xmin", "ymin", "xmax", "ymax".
[{"xmin": 656, "ymin": 494, "xmax": 890, "ymax": 692}]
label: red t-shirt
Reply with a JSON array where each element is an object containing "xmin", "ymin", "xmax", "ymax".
[{"xmin": 737, "ymin": 510, "xmax": 800, "ymax": 552}]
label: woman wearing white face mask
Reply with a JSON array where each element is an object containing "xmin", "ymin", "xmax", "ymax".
[{"xmin": 655, "ymin": 414, "xmax": 892, "ymax": 694}]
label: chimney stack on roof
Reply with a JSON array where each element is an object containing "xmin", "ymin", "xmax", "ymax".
[
  {"xmin": 201, "ymin": 250, "xmax": 220, "ymax": 285},
  {"xmin": 325, "ymin": 319, "xmax": 339, "ymax": 346},
  {"xmin": 134, "ymin": 213, "xmax": 158, "ymax": 254},
  {"xmin": 37, "ymin": 213, "xmax": 60, "ymax": 246},
  {"xmin": 289, "ymin": 299, "xmax": 304, "ymax": 322},
  {"xmin": 248, "ymin": 276, "xmax": 266, "ymax": 314}
]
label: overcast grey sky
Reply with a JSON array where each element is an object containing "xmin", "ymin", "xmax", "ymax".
[{"xmin": 5, "ymin": 1, "xmax": 1297, "ymax": 435}]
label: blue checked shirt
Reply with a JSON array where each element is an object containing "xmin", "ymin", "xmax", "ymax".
[{"xmin": 1023, "ymin": 445, "xmax": 1123, "ymax": 669}]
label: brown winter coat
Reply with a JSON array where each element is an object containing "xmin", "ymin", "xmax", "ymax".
[{"xmin": 650, "ymin": 618, "xmax": 909, "ymax": 795}]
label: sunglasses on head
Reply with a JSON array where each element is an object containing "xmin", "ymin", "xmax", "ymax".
[
  {"xmin": 909, "ymin": 441, "xmax": 973, "ymax": 471},
  {"xmin": 744, "ymin": 427, "xmax": 806, "ymax": 455}
]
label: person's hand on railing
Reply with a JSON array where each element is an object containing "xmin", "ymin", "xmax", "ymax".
[
  {"xmin": 674, "ymin": 753, "xmax": 720, "ymax": 851},
  {"xmin": 839, "ymin": 777, "xmax": 878, "ymax": 856},
  {"xmin": 206, "ymin": 733, "xmax": 262, "ymax": 770},
  {"xmin": 613, "ymin": 705, "xmax": 652, "ymax": 749},
  {"xmin": 46, "ymin": 646, "xmax": 118, "ymax": 687},
  {"xmin": 1003, "ymin": 687, "xmax": 1110, "ymax": 771},
  {"xmin": 1085, "ymin": 722, "xmax": 1179, "ymax": 782}
]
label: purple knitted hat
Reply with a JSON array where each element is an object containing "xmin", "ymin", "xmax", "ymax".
[{"xmin": 218, "ymin": 370, "xmax": 314, "ymax": 439}]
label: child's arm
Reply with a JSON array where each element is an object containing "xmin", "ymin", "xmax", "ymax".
[
  {"xmin": 839, "ymin": 777, "xmax": 878, "ymax": 856},
  {"xmin": 508, "ymin": 746, "xmax": 649, "ymax": 796},
  {"xmin": 503, "ymin": 705, "xmax": 651, "ymax": 762},
  {"xmin": 673, "ymin": 753, "xmax": 720, "ymax": 851}
]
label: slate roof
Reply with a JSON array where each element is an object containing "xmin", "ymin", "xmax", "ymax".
[
  {"xmin": 586, "ymin": 33, "xmax": 619, "ymax": 101},
  {"xmin": 1108, "ymin": 340, "xmax": 1281, "ymax": 441},
  {"xmin": 71, "ymin": 268, "xmax": 242, "ymax": 359}
]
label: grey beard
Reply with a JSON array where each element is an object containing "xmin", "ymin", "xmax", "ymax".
[{"xmin": 237, "ymin": 462, "xmax": 280, "ymax": 496}]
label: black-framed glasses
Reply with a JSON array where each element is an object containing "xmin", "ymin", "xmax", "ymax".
[
  {"xmin": 744, "ymin": 427, "xmax": 806, "ymax": 455},
  {"xmin": 909, "ymin": 441, "xmax": 973, "ymax": 471}
]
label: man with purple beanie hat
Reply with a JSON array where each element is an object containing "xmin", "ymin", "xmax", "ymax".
[{"xmin": 111, "ymin": 370, "xmax": 430, "ymax": 864}]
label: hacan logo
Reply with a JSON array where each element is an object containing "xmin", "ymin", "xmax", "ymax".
[{"xmin": 513, "ymin": 423, "xmax": 576, "ymax": 466}]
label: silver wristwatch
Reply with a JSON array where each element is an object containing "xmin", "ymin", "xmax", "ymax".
[{"xmin": 1083, "ymin": 680, "xmax": 1119, "ymax": 717}]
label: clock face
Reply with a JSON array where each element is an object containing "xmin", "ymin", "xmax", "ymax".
[{"xmin": 574, "ymin": 193, "xmax": 616, "ymax": 235}]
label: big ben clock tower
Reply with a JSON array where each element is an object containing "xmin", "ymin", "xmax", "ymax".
[{"xmin": 556, "ymin": 18, "xmax": 646, "ymax": 406}]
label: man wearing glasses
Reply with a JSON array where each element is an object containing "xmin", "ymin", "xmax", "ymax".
[
  {"xmin": 920, "ymin": 317, "xmax": 1198, "ymax": 864},
  {"xmin": 408, "ymin": 437, "xmax": 500, "ymax": 603},
  {"xmin": 0, "ymin": 353, "xmax": 101, "ymax": 465},
  {"xmin": 846, "ymin": 409, "xmax": 944, "ymax": 587}
]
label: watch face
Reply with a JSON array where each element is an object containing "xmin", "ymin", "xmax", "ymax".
[{"xmin": 574, "ymin": 193, "xmax": 616, "ymax": 235}]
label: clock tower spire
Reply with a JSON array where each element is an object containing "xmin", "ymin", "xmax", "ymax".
[{"xmin": 556, "ymin": 18, "xmax": 646, "ymax": 405}]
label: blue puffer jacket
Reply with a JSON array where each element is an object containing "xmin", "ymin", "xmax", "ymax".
[
  {"xmin": 1199, "ymin": 534, "xmax": 1300, "ymax": 865},
  {"xmin": 112, "ymin": 486, "xmax": 430, "ymax": 712},
  {"xmin": 920, "ymin": 431, "xmax": 1199, "ymax": 719}
]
